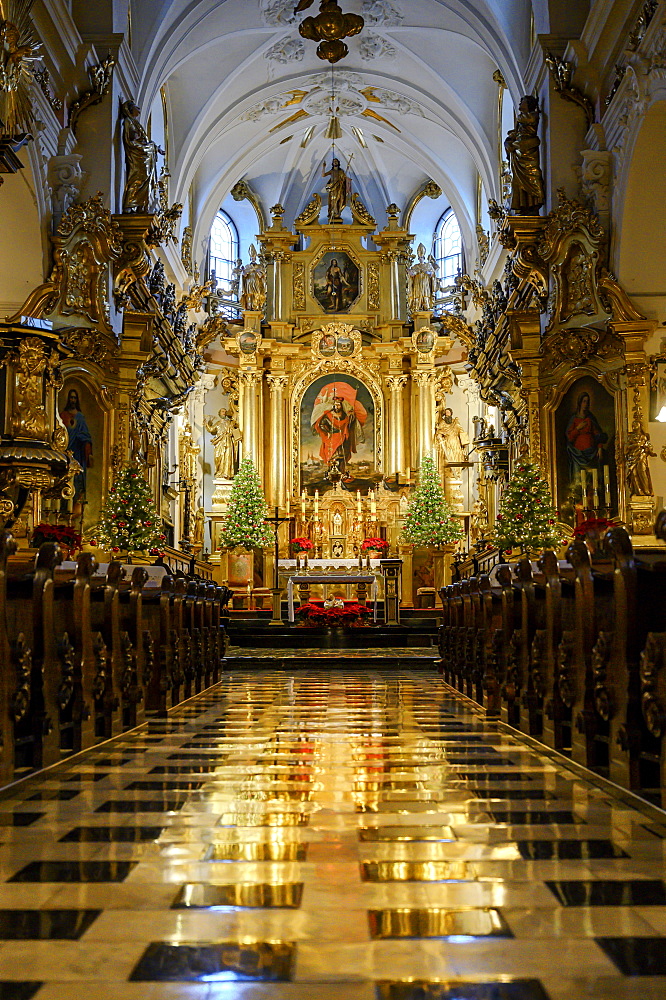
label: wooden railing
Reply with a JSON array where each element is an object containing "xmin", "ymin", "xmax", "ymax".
[
  {"xmin": 0, "ymin": 535, "xmax": 231, "ymax": 785},
  {"xmin": 438, "ymin": 522, "xmax": 666, "ymax": 807}
]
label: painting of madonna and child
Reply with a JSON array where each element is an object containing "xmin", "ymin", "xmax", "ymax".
[
  {"xmin": 300, "ymin": 375, "xmax": 381, "ymax": 494},
  {"xmin": 554, "ymin": 375, "xmax": 618, "ymax": 526}
]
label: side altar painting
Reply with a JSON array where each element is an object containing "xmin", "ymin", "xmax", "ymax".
[
  {"xmin": 300, "ymin": 374, "xmax": 379, "ymax": 493},
  {"xmin": 58, "ymin": 381, "xmax": 103, "ymax": 529},
  {"xmin": 554, "ymin": 375, "xmax": 617, "ymax": 525}
]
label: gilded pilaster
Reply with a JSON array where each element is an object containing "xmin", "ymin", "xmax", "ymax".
[
  {"xmin": 385, "ymin": 375, "xmax": 408, "ymax": 476},
  {"xmin": 412, "ymin": 370, "xmax": 438, "ymax": 466},
  {"xmin": 239, "ymin": 370, "xmax": 263, "ymax": 477},
  {"xmin": 267, "ymin": 374, "xmax": 289, "ymax": 507}
]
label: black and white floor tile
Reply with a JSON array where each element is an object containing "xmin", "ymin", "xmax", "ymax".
[{"xmin": 0, "ymin": 670, "xmax": 663, "ymax": 998}]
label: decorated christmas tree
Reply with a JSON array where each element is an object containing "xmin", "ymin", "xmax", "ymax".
[
  {"xmin": 219, "ymin": 457, "xmax": 272, "ymax": 550},
  {"xmin": 94, "ymin": 466, "xmax": 163, "ymax": 555},
  {"xmin": 403, "ymin": 455, "xmax": 464, "ymax": 547},
  {"xmin": 493, "ymin": 460, "xmax": 561, "ymax": 554}
]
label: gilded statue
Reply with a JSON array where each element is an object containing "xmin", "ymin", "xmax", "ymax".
[
  {"xmin": 407, "ymin": 243, "xmax": 438, "ymax": 314},
  {"xmin": 206, "ymin": 405, "xmax": 241, "ymax": 480},
  {"xmin": 625, "ymin": 420, "xmax": 655, "ymax": 497},
  {"xmin": 322, "ymin": 157, "xmax": 349, "ymax": 223},
  {"xmin": 470, "ymin": 496, "xmax": 489, "ymax": 543},
  {"xmin": 504, "ymin": 95, "xmax": 545, "ymax": 215},
  {"xmin": 435, "ymin": 406, "xmax": 469, "ymax": 465},
  {"xmin": 120, "ymin": 99, "xmax": 163, "ymax": 214},
  {"xmin": 240, "ymin": 245, "xmax": 267, "ymax": 313}
]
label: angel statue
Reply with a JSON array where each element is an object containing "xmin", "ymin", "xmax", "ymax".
[
  {"xmin": 240, "ymin": 245, "xmax": 267, "ymax": 313},
  {"xmin": 120, "ymin": 99, "xmax": 164, "ymax": 213},
  {"xmin": 407, "ymin": 243, "xmax": 438, "ymax": 315}
]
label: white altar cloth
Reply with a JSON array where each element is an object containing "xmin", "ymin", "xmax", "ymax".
[{"xmin": 287, "ymin": 573, "xmax": 378, "ymax": 623}]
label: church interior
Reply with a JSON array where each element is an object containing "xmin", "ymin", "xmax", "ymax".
[{"xmin": 1, "ymin": 0, "xmax": 666, "ymax": 996}]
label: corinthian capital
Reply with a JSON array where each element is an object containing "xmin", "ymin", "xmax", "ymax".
[
  {"xmin": 267, "ymin": 374, "xmax": 289, "ymax": 395},
  {"xmin": 385, "ymin": 375, "xmax": 409, "ymax": 392}
]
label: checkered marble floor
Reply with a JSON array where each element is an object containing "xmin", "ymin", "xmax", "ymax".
[{"xmin": 0, "ymin": 671, "xmax": 664, "ymax": 999}]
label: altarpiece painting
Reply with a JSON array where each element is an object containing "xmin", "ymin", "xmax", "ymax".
[{"xmin": 299, "ymin": 373, "xmax": 379, "ymax": 493}]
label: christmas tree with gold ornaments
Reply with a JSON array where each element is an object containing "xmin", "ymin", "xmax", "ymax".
[
  {"xmin": 493, "ymin": 461, "xmax": 561, "ymax": 555},
  {"xmin": 220, "ymin": 458, "xmax": 272, "ymax": 550},
  {"xmin": 94, "ymin": 466, "xmax": 164, "ymax": 556},
  {"xmin": 403, "ymin": 455, "xmax": 463, "ymax": 547}
]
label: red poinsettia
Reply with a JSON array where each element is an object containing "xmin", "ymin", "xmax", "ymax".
[
  {"xmin": 292, "ymin": 536, "xmax": 314, "ymax": 553},
  {"xmin": 296, "ymin": 602, "xmax": 372, "ymax": 628},
  {"xmin": 573, "ymin": 517, "xmax": 613, "ymax": 539},
  {"xmin": 31, "ymin": 523, "xmax": 82, "ymax": 555},
  {"xmin": 361, "ymin": 537, "xmax": 388, "ymax": 551}
]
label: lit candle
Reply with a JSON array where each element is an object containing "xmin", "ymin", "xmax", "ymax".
[
  {"xmin": 604, "ymin": 465, "xmax": 611, "ymax": 504},
  {"xmin": 301, "ymin": 490, "xmax": 306, "ymax": 516},
  {"xmin": 370, "ymin": 490, "xmax": 377, "ymax": 515},
  {"xmin": 580, "ymin": 469, "xmax": 586, "ymax": 500},
  {"xmin": 314, "ymin": 490, "xmax": 319, "ymax": 516},
  {"xmin": 356, "ymin": 489, "xmax": 362, "ymax": 515},
  {"xmin": 591, "ymin": 467, "xmax": 599, "ymax": 504}
]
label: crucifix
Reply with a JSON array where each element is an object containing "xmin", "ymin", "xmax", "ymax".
[{"xmin": 264, "ymin": 505, "xmax": 294, "ymax": 625}]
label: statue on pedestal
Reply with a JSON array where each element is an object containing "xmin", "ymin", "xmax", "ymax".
[
  {"xmin": 120, "ymin": 99, "xmax": 164, "ymax": 213},
  {"xmin": 407, "ymin": 243, "xmax": 438, "ymax": 315},
  {"xmin": 206, "ymin": 406, "xmax": 241, "ymax": 480},
  {"xmin": 322, "ymin": 157, "xmax": 349, "ymax": 223},
  {"xmin": 625, "ymin": 420, "xmax": 655, "ymax": 497},
  {"xmin": 504, "ymin": 95, "xmax": 545, "ymax": 215},
  {"xmin": 435, "ymin": 406, "xmax": 469, "ymax": 464},
  {"xmin": 240, "ymin": 245, "xmax": 267, "ymax": 312}
]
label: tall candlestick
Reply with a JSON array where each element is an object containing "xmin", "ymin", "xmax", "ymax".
[
  {"xmin": 356, "ymin": 489, "xmax": 362, "ymax": 515},
  {"xmin": 314, "ymin": 490, "xmax": 319, "ymax": 516},
  {"xmin": 300, "ymin": 490, "xmax": 306, "ymax": 516},
  {"xmin": 591, "ymin": 468, "xmax": 599, "ymax": 507},
  {"xmin": 603, "ymin": 465, "xmax": 611, "ymax": 505},
  {"xmin": 286, "ymin": 495, "xmax": 290, "ymax": 516},
  {"xmin": 370, "ymin": 490, "xmax": 377, "ymax": 515},
  {"xmin": 580, "ymin": 469, "xmax": 587, "ymax": 503}
]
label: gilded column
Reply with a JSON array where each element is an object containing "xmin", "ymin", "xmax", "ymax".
[
  {"xmin": 239, "ymin": 370, "xmax": 263, "ymax": 474},
  {"xmin": 385, "ymin": 375, "xmax": 408, "ymax": 477},
  {"xmin": 267, "ymin": 374, "xmax": 288, "ymax": 507},
  {"xmin": 413, "ymin": 370, "xmax": 437, "ymax": 466}
]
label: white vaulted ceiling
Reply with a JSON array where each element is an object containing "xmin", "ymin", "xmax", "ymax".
[{"xmin": 131, "ymin": 0, "xmax": 533, "ymax": 253}]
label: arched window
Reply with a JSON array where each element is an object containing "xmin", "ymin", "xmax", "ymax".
[
  {"xmin": 433, "ymin": 208, "xmax": 462, "ymax": 288},
  {"xmin": 209, "ymin": 210, "xmax": 240, "ymax": 296}
]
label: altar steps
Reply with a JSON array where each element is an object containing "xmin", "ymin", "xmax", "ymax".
[
  {"xmin": 224, "ymin": 612, "xmax": 440, "ymax": 651},
  {"xmin": 224, "ymin": 647, "xmax": 439, "ymax": 671}
]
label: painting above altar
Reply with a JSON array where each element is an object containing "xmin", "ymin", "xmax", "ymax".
[
  {"xmin": 312, "ymin": 251, "xmax": 360, "ymax": 313},
  {"xmin": 300, "ymin": 374, "xmax": 380, "ymax": 493}
]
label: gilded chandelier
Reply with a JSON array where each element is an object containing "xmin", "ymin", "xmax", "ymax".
[{"xmin": 295, "ymin": 0, "xmax": 364, "ymax": 63}]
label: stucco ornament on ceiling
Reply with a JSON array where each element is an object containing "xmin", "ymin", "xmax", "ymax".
[
  {"xmin": 260, "ymin": 0, "xmax": 298, "ymax": 25},
  {"xmin": 265, "ymin": 37, "xmax": 305, "ymax": 65},
  {"xmin": 239, "ymin": 74, "xmax": 425, "ymax": 129},
  {"xmin": 361, "ymin": 0, "xmax": 403, "ymax": 27},
  {"xmin": 359, "ymin": 33, "xmax": 395, "ymax": 61}
]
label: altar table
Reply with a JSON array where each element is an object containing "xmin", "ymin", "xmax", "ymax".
[{"xmin": 287, "ymin": 573, "xmax": 378, "ymax": 623}]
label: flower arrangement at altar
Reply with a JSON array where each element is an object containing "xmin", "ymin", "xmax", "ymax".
[
  {"xmin": 296, "ymin": 601, "xmax": 372, "ymax": 628},
  {"xmin": 291, "ymin": 536, "xmax": 314, "ymax": 553},
  {"xmin": 361, "ymin": 537, "xmax": 388, "ymax": 553},
  {"xmin": 31, "ymin": 523, "xmax": 82, "ymax": 557},
  {"xmin": 573, "ymin": 516, "xmax": 613, "ymax": 539},
  {"xmin": 403, "ymin": 455, "xmax": 464, "ymax": 547}
]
